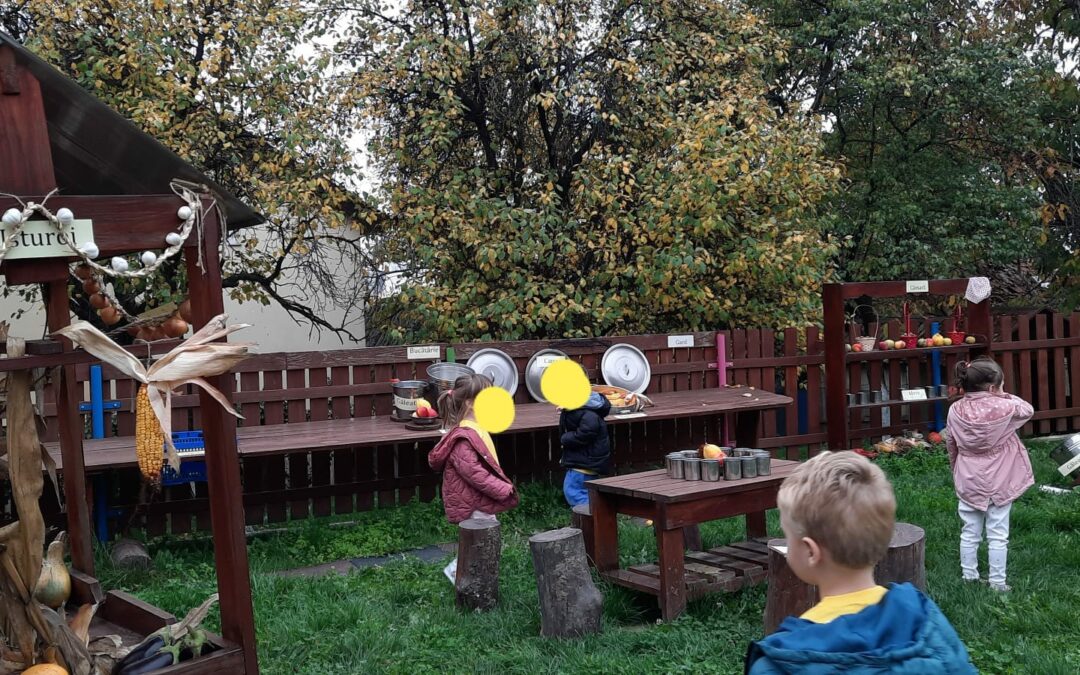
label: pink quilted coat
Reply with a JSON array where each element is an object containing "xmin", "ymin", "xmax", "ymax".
[
  {"xmin": 428, "ymin": 427, "xmax": 518, "ymax": 523},
  {"xmin": 945, "ymin": 391, "xmax": 1034, "ymax": 510}
]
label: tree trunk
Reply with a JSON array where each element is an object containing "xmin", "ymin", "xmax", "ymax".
[
  {"xmin": 763, "ymin": 538, "xmax": 817, "ymax": 635},
  {"xmin": 455, "ymin": 518, "xmax": 500, "ymax": 611},
  {"xmin": 529, "ymin": 527, "xmax": 603, "ymax": 639},
  {"xmin": 875, "ymin": 522, "xmax": 926, "ymax": 591}
]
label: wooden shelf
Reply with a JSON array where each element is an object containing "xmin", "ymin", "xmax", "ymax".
[
  {"xmin": 845, "ymin": 343, "xmax": 985, "ymax": 362},
  {"xmin": 849, "ymin": 396, "xmax": 951, "ymax": 410}
]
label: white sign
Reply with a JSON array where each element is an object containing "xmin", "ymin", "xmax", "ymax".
[
  {"xmin": 536, "ymin": 354, "xmax": 564, "ymax": 368},
  {"xmin": 667, "ymin": 335, "xmax": 695, "ymax": 348},
  {"xmin": 407, "ymin": 345, "xmax": 441, "ymax": 360},
  {"xmin": 900, "ymin": 389, "xmax": 927, "ymax": 401},
  {"xmin": 905, "ymin": 279, "xmax": 929, "ymax": 294},
  {"xmin": 0, "ymin": 219, "xmax": 94, "ymax": 260},
  {"xmin": 1058, "ymin": 453, "xmax": 1080, "ymax": 477}
]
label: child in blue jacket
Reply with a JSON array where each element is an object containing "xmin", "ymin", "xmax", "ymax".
[
  {"xmin": 745, "ymin": 452, "xmax": 976, "ymax": 674},
  {"xmin": 558, "ymin": 392, "xmax": 612, "ymax": 507}
]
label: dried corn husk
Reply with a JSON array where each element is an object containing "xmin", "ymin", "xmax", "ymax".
[{"xmin": 53, "ymin": 314, "xmax": 253, "ymax": 472}]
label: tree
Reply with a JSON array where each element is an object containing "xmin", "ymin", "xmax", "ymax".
[
  {"xmin": 343, "ymin": 0, "xmax": 840, "ymax": 343},
  {"xmin": 2, "ymin": 0, "xmax": 375, "ymax": 340},
  {"xmin": 752, "ymin": 0, "xmax": 1059, "ymax": 290}
]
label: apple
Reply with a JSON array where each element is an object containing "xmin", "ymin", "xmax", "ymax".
[
  {"xmin": 965, "ymin": 336, "xmax": 976, "ymax": 344},
  {"xmin": 852, "ymin": 343, "xmax": 863, "ymax": 352},
  {"xmin": 895, "ymin": 340, "xmax": 906, "ymax": 349},
  {"xmin": 845, "ymin": 343, "xmax": 852, "ymax": 352},
  {"xmin": 416, "ymin": 398, "xmax": 431, "ymax": 409},
  {"xmin": 879, "ymin": 341, "xmax": 889, "ymax": 351},
  {"xmin": 916, "ymin": 338, "xmax": 926, "ymax": 347},
  {"xmin": 932, "ymin": 334, "xmax": 945, "ymax": 346},
  {"xmin": 943, "ymin": 337, "xmax": 953, "ymax": 346},
  {"xmin": 701, "ymin": 443, "xmax": 726, "ymax": 460},
  {"xmin": 885, "ymin": 339, "xmax": 896, "ymax": 349}
]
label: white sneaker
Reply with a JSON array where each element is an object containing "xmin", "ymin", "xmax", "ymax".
[
  {"xmin": 989, "ymin": 582, "xmax": 1011, "ymax": 593},
  {"xmin": 443, "ymin": 559, "xmax": 457, "ymax": 584}
]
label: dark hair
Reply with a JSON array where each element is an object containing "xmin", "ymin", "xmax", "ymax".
[
  {"xmin": 955, "ymin": 356, "xmax": 1003, "ymax": 393},
  {"xmin": 439, "ymin": 373, "xmax": 493, "ymax": 430}
]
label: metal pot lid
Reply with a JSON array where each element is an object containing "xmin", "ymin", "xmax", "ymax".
[
  {"xmin": 466, "ymin": 348, "xmax": 519, "ymax": 396},
  {"xmin": 601, "ymin": 343, "xmax": 651, "ymax": 394},
  {"xmin": 524, "ymin": 348, "xmax": 569, "ymax": 403}
]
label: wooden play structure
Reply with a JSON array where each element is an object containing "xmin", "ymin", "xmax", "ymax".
[{"xmin": 0, "ymin": 34, "xmax": 258, "ymax": 672}]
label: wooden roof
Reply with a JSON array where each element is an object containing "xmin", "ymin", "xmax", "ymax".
[{"xmin": 0, "ymin": 32, "xmax": 260, "ymax": 229}]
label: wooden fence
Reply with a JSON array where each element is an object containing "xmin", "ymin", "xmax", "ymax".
[{"xmin": 13, "ymin": 311, "xmax": 1080, "ymax": 535}]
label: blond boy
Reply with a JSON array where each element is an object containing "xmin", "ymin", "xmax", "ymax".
[{"xmin": 744, "ymin": 452, "xmax": 976, "ymax": 674}]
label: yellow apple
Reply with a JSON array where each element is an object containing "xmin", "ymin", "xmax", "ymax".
[{"xmin": 701, "ymin": 443, "xmax": 726, "ymax": 459}]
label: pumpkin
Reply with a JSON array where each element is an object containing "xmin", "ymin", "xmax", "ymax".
[{"xmin": 23, "ymin": 664, "xmax": 69, "ymax": 674}]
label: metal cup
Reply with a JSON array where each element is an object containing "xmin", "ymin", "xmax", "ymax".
[
  {"xmin": 724, "ymin": 457, "xmax": 742, "ymax": 480},
  {"xmin": 666, "ymin": 454, "xmax": 684, "ymax": 479},
  {"xmin": 741, "ymin": 456, "xmax": 758, "ymax": 478},
  {"xmin": 733, "ymin": 447, "xmax": 753, "ymax": 457},
  {"xmin": 938, "ymin": 384, "xmax": 950, "ymax": 397},
  {"xmin": 924, "ymin": 386, "xmax": 935, "ymax": 397},
  {"xmin": 847, "ymin": 393, "xmax": 857, "ymax": 405},
  {"xmin": 702, "ymin": 459, "xmax": 721, "ymax": 482},
  {"xmin": 754, "ymin": 451, "xmax": 772, "ymax": 476},
  {"xmin": 858, "ymin": 391, "xmax": 870, "ymax": 405},
  {"xmin": 870, "ymin": 390, "xmax": 882, "ymax": 403},
  {"xmin": 684, "ymin": 458, "xmax": 702, "ymax": 481},
  {"xmin": 681, "ymin": 449, "xmax": 701, "ymax": 459}
]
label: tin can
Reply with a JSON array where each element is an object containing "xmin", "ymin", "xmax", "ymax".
[
  {"xmin": 870, "ymin": 390, "xmax": 882, "ymax": 403},
  {"xmin": 666, "ymin": 454, "xmax": 685, "ymax": 479},
  {"xmin": 684, "ymin": 458, "xmax": 702, "ymax": 481},
  {"xmin": 724, "ymin": 457, "xmax": 742, "ymax": 480},
  {"xmin": 741, "ymin": 456, "xmax": 758, "ymax": 479},
  {"xmin": 858, "ymin": 391, "xmax": 870, "ymax": 405},
  {"xmin": 754, "ymin": 451, "xmax": 771, "ymax": 476},
  {"xmin": 702, "ymin": 459, "xmax": 721, "ymax": 482}
]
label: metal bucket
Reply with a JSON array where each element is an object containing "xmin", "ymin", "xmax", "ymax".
[
  {"xmin": 702, "ymin": 459, "xmax": 721, "ymax": 482},
  {"xmin": 426, "ymin": 362, "xmax": 476, "ymax": 392},
  {"xmin": 741, "ymin": 456, "xmax": 758, "ymax": 478},
  {"xmin": 754, "ymin": 451, "xmax": 772, "ymax": 476},
  {"xmin": 724, "ymin": 457, "xmax": 742, "ymax": 480},
  {"xmin": 684, "ymin": 459, "xmax": 702, "ymax": 481},
  {"xmin": 666, "ymin": 454, "xmax": 685, "ymax": 479},
  {"xmin": 392, "ymin": 380, "xmax": 428, "ymax": 420},
  {"xmin": 1051, "ymin": 434, "xmax": 1080, "ymax": 480}
]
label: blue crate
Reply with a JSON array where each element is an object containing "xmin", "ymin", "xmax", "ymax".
[{"xmin": 161, "ymin": 430, "xmax": 208, "ymax": 485}]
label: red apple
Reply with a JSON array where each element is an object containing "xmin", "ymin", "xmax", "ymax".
[{"xmin": 879, "ymin": 341, "xmax": 888, "ymax": 351}]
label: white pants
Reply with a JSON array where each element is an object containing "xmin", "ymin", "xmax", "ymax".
[
  {"xmin": 958, "ymin": 500, "xmax": 1012, "ymax": 585},
  {"xmin": 444, "ymin": 511, "xmax": 498, "ymax": 584}
]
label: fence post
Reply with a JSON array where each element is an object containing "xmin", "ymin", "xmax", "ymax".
[
  {"xmin": 89, "ymin": 365, "xmax": 110, "ymax": 542},
  {"xmin": 717, "ymin": 332, "xmax": 733, "ymax": 447}
]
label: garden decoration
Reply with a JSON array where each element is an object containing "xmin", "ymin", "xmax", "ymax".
[
  {"xmin": 848, "ymin": 305, "xmax": 879, "ymax": 352},
  {"xmin": 53, "ymin": 314, "xmax": 253, "ymax": 483},
  {"xmin": 899, "ymin": 302, "xmax": 918, "ymax": 347}
]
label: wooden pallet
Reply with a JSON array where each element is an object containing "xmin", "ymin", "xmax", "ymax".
[{"xmin": 602, "ymin": 538, "xmax": 771, "ymax": 600}]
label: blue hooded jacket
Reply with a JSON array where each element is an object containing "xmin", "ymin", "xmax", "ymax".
[
  {"xmin": 559, "ymin": 392, "xmax": 612, "ymax": 474},
  {"xmin": 745, "ymin": 584, "xmax": 976, "ymax": 674}
]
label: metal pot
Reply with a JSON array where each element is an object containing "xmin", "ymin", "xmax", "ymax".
[
  {"xmin": 391, "ymin": 380, "xmax": 429, "ymax": 420},
  {"xmin": 425, "ymin": 362, "xmax": 475, "ymax": 395}
]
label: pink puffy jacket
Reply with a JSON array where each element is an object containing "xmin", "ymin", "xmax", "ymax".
[
  {"xmin": 428, "ymin": 427, "xmax": 518, "ymax": 524},
  {"xmin": 945, "ymin": 391, "xmax": 1034, "ymax": 510}
]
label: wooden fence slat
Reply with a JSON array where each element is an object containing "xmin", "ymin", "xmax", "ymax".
[
  {"xmin": 1053, "ymin": 313, "xmax": 1067, "ymax": 434},
  {"xmin": 806, "ymin": 327, "xmax": 823, "ymax": 456},
  {"xmin": 1035, "ymin": 314, "xmax": 1051, "ymax": 435},
  {"xmin": 261, "ymin": 370, "xmax": 287, "ymax": 523},
  {"xmin": 761, "ymin": 329, "xmax": 777, "ymax": 441},
  {"xmin": 1017, "ymin": 315, "xmax": 1034, "ymax": 437},
  {"xmin": 1000, "ymin": 316, "xmax": 1016, "ymax": 394},
  {"xmin": 1070, "ymin": 314, "xmax": 1080, "ymax": 430}
]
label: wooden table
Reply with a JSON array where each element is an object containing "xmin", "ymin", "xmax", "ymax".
[
  {"xmin": 44, "ymin": 386, "xmax": 793, "ymax": 470},
  {"xmin": 588, "ymin": 459, "xmax": 801, "ymax": 621}
]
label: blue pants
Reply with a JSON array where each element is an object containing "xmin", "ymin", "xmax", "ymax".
[{"xmin": 563, "ymin": 470, "xmax": 595, "ymax": 507}]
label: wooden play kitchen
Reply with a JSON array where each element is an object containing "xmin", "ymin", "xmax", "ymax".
[
  {"xmin": 823, "ymin": 279, "xmax": 993, "ymax": 450},
  {"xmin": 586, "ymin": 388, "xmax": 793, "ymax": 621},
  {"xmin": 0, "ymin": 37, "xmax": 258, "ymax": 672}
]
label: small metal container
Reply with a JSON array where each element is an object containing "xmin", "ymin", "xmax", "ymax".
[
  {"xmin": 666, "ymin": 454, "xmax": 685, "ymax": 479},
  {"xmin": 724, "ymin": 457, "xmax": 742, "ymax": 480},
  {"xmin": 938, "ymin": 384, "xmax": 950, "ymax": 397},
  {"xmin": 924, "ymin": 385, "xmax": 936, "ymax": 397},
  {"xmin": 858, "ymin": 391, "xmax": 870, "ymax": 405},
  {"xmin": 847, "ymin": 393, "xmax": 857, "ymax": 405},
  {"xmin": 741, "ymin": 456, "xmax": 758, "ymax": 478},
  {"xmin": 681, "ymin": 449, "xmax": 701, "ymax": 459},
  {"xmin": 870, "ymin": 390, "xmax": 882, "ymax": 403},
  {"xmin": 702, "ymin": 459, "xmax": 721, "ymax": 482},
  {"xmin": 684, "ymin": 458, "xmax": 702, "ymax": 481},
  {"xmin": 754, "ymin": 451, "xmax": 772, "ymax": 476},
  {"xmin": 732, "ymin": 447, "xmax": 753, "ymax": 457}
]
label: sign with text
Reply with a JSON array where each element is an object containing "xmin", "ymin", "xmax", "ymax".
[
  {"xmin": 0, "ymin": 219, "xmax": 94, "ymax": 260},
  {"xmin": 667, "ymin": 335, "xmax": 695, "ymax": 348},
  {"xmin": 407, "ymin": 345, "xmax": 441, "ymax": 360},
  {"xmin": 900, "ymin": 388, "xmax": 928, "ymax": 401},
  {"xmin": 905, "ymin": 279, "xmax": 929, "ymax": 293}
]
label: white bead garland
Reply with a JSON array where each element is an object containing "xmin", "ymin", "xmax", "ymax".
[
  {"xmin": 165, "ymin": 232, "xmax": 183, "ymax": 246},
  {"xmin": 78, "ymin": 241, "xmax": 100, "ymax": 258},
  {"xmin": 56, "ymin": 207, "xmax": 74, "ymax": 226},
  {"xmin": 2, "ymin": 208, "xmax": 21, "ymax": 226},
  {"xmin": 141, "ymin": 251, "xmax": 158, "ymax": 267},
  {"xmin": 110, "ymin": 257, "xmax": 129, "ymax": 272},
  {"xmin": 177, "ymin": 205, "xmax": 193, "ymax": 221}
]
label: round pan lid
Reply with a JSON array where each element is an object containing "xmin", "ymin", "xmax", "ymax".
[
  {"xmin": 466, "ymin": 348, "xmax": 520, "ymax": 397},
  {"xmin": 524, "ymin": 348, "xmax": 569, "ymax": 403},
  {"xmin": 601, "ymin": 343, "xmax": 651, "ymax": 394}
]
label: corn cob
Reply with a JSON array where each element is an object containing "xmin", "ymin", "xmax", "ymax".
[{"xmin": 135, "ymin": 384, "xmax": 164, "ymax": 484}]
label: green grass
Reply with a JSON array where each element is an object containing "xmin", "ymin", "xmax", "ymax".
[{"xmin": 96, "ymin": 441, "xmax": 1080, "ymax": 674}]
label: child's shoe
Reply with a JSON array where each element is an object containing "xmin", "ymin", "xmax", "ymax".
[{"xmin": 989, "ymin": 582, "xmax": 1011, "ymax": 593}]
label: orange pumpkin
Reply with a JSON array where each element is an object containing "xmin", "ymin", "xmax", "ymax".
[{"xmin": 24, "ymin": 664, "xmax": 69, "ymax": 675}]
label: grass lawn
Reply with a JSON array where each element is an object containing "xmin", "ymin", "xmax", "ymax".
[{"xmin": 97, "ymin": 440, "xmax": 1080, "ymax": 674}]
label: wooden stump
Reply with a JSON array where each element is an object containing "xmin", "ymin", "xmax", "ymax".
[
  {"xmin": 762, "ymin": 523, "xmax": 928, "ymax": 634},
  {"xmin": 529, "ymin": 528, "xmax": 603, "ymax": 639},
  {"xmin": 571, "ymin": 504, "xmax": 595, "ymax": 565},
  {"xmin": 110, "ymin": 538, "xmax": 152, "ymax": 570},
  {"xmin": 455, "ymin": 518, "xmax": 501, "ymax": 611},
  {"xmin": 763, "ymin": 539, "xmax": 817, "ymax": 635},
  {"xmin": 875, "ymin": 522, "xmax": 926, "ymax": 591}
]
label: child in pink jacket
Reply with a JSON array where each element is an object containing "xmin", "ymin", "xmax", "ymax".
[
  {"xmin": 945, "ymin": 357, "xmax": 1033, "ymax": 592},
  {"xmin": 428, "ymin": 374, "xmax": 518, "ymax": 584}
]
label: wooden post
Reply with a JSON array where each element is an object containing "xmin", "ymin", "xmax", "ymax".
[
  {"xmin": 455, "ymin": 518, "xmax": 501, "ymax": 611},
  {"xmin": 185, "ymin": 208, "xmax": 259, "ymax": 674},
  {"xmin": 588, "ymin": 485, "xmax": 619, "ymax": 573},
  {"xmin": 656, "ymin": 526, "xmax": 687, "ymax": 621},
  {"xmin": 529, "ymin": 528, "xmax": 603, "ymax": 638},
  {"xmin": 763, "ymin": 539, "xmax": 817, "ymax": 634},
  {"xmin": 823, "ymin": 283, "xmax": 848, "ymax": 451},
  {"xmin": 875, "ymin": 523, "xmax": 926, "ymax": 591}
]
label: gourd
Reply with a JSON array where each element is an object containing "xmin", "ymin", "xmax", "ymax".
[{"xmin": 33, "ymin": 533, "xmax": 71, "ymax": 610}]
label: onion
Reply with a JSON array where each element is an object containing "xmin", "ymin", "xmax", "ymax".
[
  {"xmin": 89, "ymin": 293, "xmax": 109, "ymax": 310},
  {"xmin": 163, "ymin": 316, "xmax": 189, "ymax": 338},
  {"xmin": 178, "ymin": 298, "xmax": 193, "ymax": 323},
  {"xmin": 81, "ymin": 279, "xmax": 101, "ymax": 295},
  {"xmin": 98, "ymin": 306, "xmax": 122, "ymax": 325},
  {"xmin": 74, "ymin": 264, "xmax": 94, "ymax": 280}
]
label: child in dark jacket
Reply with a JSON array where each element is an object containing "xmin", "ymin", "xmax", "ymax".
[
  {"xmin": 745, "ymin": 451, "xmax": 975, "ymax": 674},
  {"xmin": 559, "ymin": 392, "xmax": 612, "ymax": 507}
]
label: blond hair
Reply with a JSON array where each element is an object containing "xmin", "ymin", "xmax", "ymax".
[{"xmin": 778, "ymin": 451, "xmax": 896, "ymax": 568}]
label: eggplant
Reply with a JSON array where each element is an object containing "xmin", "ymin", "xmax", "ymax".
[
  {"xmin": 118, "ymin": 650, "xmax": 175, "ymax": 675},
  {"xmin": 115, "ymin": 636, "xmax": 165, "ymax": 672}
]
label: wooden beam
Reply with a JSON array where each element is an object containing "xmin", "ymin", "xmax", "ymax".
[
  {"xmin": 823, "ymin": 284, "xmax": 848, "ymax": 451},
  {"xmin": 184, "ymin": 210, "xmax": 260, "ymax": 674}
]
